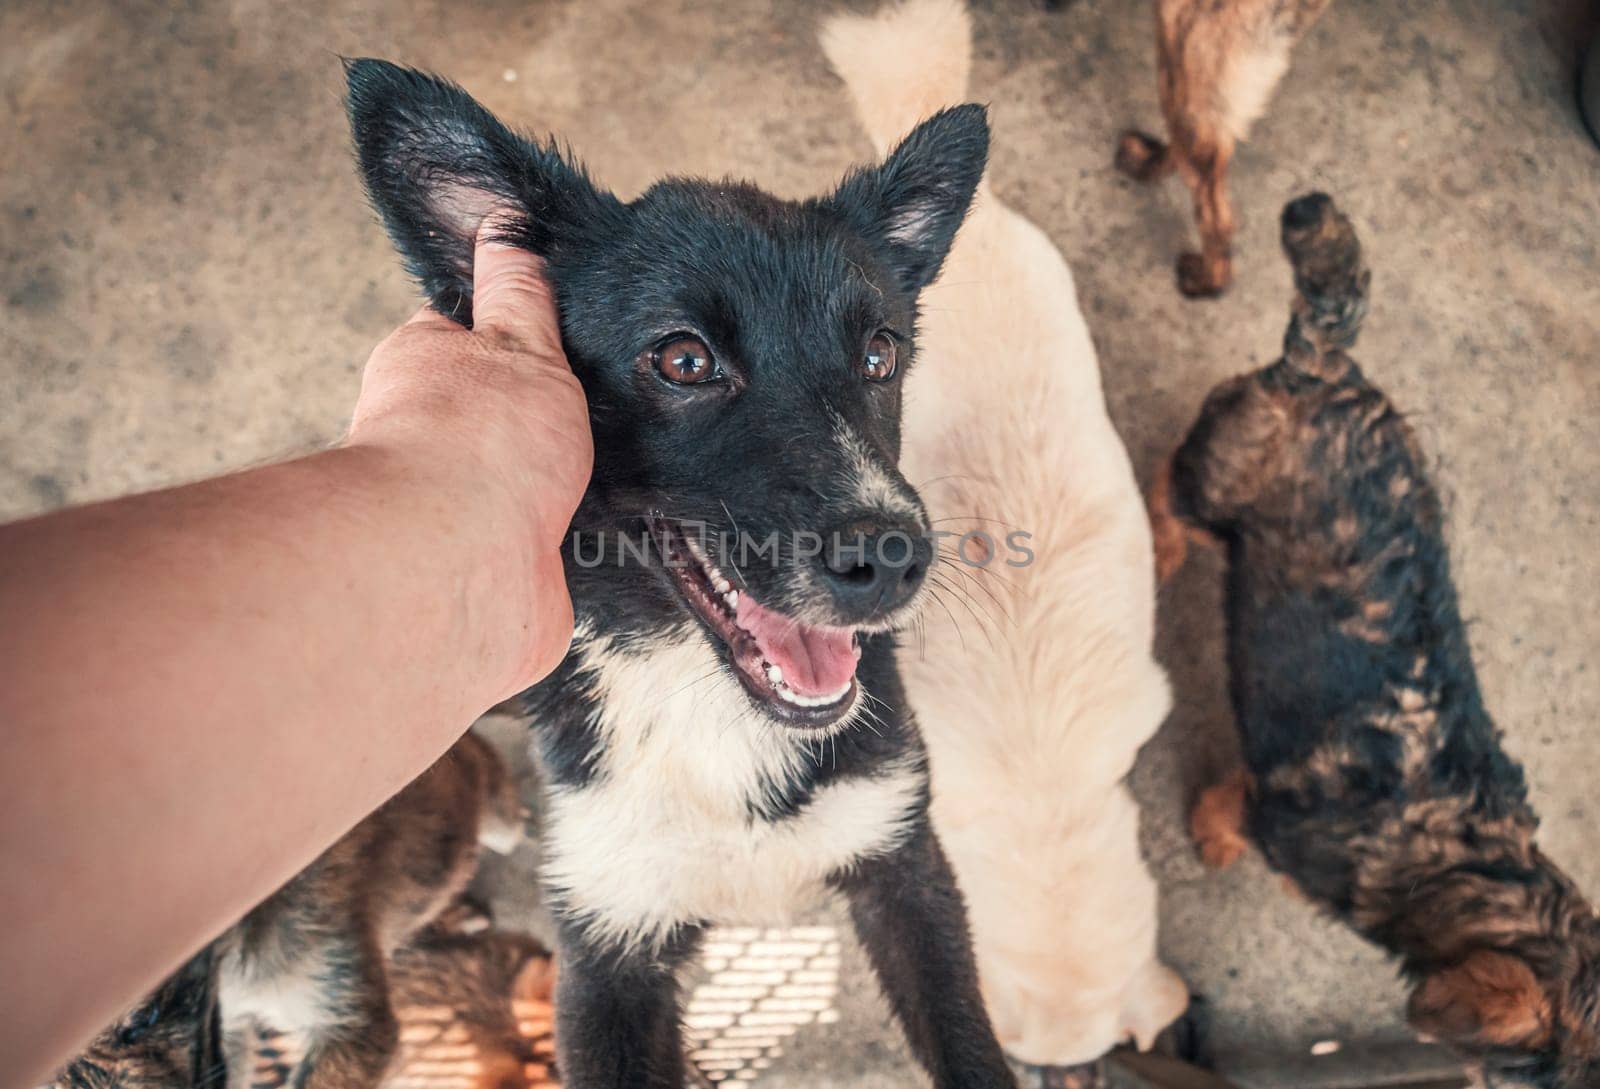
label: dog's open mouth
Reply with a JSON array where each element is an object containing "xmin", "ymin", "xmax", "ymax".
[{"xmin": 646, "ymin": 516, "xmax": 861, "ymax": 728}]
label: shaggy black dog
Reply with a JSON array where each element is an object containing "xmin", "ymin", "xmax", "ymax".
[{"xmin": 1152, "ymin": 192, "xmax": 1600, "ymax": 1089}]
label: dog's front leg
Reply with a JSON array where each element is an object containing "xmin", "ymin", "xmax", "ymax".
[
  {"xmin": 835, "ymin": 820, "xmax": 1015, "ymax": 1088},
  {"xmin": 552, "ymin": 922, "xmax": 702, "ymax": 1089}
]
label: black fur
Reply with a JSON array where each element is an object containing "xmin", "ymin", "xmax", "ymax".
[
  {"xmin": 346, "ymin": 57, "xmax": 985, "ymax": 641},
  {"xmin": 345, "ymin": 59, "xmax": 1011, "ymax": 1089},
  {"xmin": 1160, "ymin": 193, "xmax": 1600, "ymax": 1089}
]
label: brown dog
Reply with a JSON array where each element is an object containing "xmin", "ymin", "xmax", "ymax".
[
  {"xmin": 1116, "ymin": 0, "xmax": 1334, "ymax": 297},
  {"xmin": 1152, "ymin": 192, "xmax": 1600, "ymax": 1087}
]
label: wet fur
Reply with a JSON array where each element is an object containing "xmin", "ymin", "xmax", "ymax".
[
  {"xmin": 1114, "ymin": 0, "xmax": 1334, "ymax": 297},
  {"xmin": 343, "ymin": 58, "xmax": 1013, "ymax": 1089},
  {"xmin": 822, "ymin": 0, "xmax": 1188, "ymax": 1067},
  {"xmin": 1153, "ymin": 192, "xmax": 1600, "ymax": 1088}
]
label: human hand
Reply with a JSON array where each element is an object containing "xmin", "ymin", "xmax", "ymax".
[{"xmin": 347, "ymin": 220, "xmax": 593, "ymax": 690}]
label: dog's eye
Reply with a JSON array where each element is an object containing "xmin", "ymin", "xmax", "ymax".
[
  {"xmin": 861, "ymin": 332, "xmax": 898, "ymax": 382},
  {"xmin": 650, "ymin": 336, "xmax": 719, "ymax": 385}
]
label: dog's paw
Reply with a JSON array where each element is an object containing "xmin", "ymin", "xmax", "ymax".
[
  {"xmin": 1114, "ymin": 131, "xmax": 1168, "ymax": 181},
  {"xmin": 1150, "ymin": 511, "xmax": 1188, "ymax": 585},
  {"xmin": 1190, "ymin": 772, "xmax": 1252, "ymax": 870},
  {"xmin": 1147, "ymin": 457, "xmax": 1186, "ymax": 584},
  {"xmin": 1176, "ymin": 253, "xmax": 1228, "ymax": 299},
  {"xmin": 1197, "ymin": 829, "xmax": 1249, "ymax": 870}
]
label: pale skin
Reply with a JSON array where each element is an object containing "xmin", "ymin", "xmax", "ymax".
[{"xmin": 0, "ymin": 223, "xmax": 592, "ymax": 1088}]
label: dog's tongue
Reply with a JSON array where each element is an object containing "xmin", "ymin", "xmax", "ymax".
[{"xmin": 736, "ymin": 595, "xmax": 858, "ymax": 697}]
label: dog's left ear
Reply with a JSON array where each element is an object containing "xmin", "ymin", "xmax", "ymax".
[
  {"xmin": 1408, "ymin": 950, "xmax": 1555, "ymax": 1051},
  {"xmin": 343, "ymin": 58, "xmax": 619, "ymax": 325},
  {"xmin": 828, "ymin": 104, "xmax": 989, "ymax": 292}
]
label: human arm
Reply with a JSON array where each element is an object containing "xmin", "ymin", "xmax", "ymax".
[{"xmin": 0, "ymin": 228, "xmax": 590, "ymax": 1086}]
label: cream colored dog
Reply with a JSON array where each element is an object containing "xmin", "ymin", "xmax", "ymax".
[{"xmin": 822, "ymin": 0, "xmax": 1188, "ymax": 1069}]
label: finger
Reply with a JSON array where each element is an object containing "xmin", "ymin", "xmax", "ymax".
[{"xmin": 472, "ymin": 216, "xmax": 561, "ymax": 352}]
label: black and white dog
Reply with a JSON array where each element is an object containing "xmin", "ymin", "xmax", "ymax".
[{"xmin": 345, "ymin": 61, "xmax": 1013, "ymax": 1089}]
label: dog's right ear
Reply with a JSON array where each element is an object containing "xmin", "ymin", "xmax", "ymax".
[
  {"xmin": 826, "ymin": 103, "xmax": 989, "ymax": 294},
  {"xmin": 344, "ymin": 58, "xmax": 616, "ymax": 325},
  {"xmin": 1408, "ymin": 950, "xmax": 1555, "ymax": 1052}
]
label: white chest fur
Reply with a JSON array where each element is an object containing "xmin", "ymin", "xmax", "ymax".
[
  {"xmin": 539, "ymin": 628, "xmax": 921, "ymax": 951},
  {"xmin": 217, "ymin": 948, "xmax": 329, "ymax": 1037}
]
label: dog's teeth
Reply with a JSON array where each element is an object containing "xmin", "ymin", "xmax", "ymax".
[
  {"xmin": 724, "ymin": 591, "xmax": 739, "ymax": 609},
  {"xmin": 713, "ymin": 576, "xmax": 731, "ymax": 593},
  {"xmin": 774, "ymin": 679, "xmax": 854, "ymax": 708},
  {"xmin": 766, "ymin": 664, "xmax": 784, "ymax": 686}
]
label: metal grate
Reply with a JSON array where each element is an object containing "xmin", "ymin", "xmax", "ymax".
[{"xmin": 683, "ymin": 925, "xmax": 842, "ymax": 1084}]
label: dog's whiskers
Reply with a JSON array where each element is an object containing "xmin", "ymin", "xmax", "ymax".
[
  {"xmin": 860, "ymin": 687, "xmax": 895, "ymax": 716},
  {"xmin": 855, "ymin": 702, "xmax": 887, "ymax": 738},
  {"xmin": 928, "ymin": 513, "xmax": 1020, "ymax": 529},
  {"xmin": 716, "ymin": 500, "xmax": 751, "ymax": 587},
  {"xmin": 913, "ymin": 472, "xmax": 993, "ymax": 490},
  {"xmin": 935, "ymin": 557, "xmax": 1016, "ymax": 627},
  {"xmin": 927, "ymin": 572, "xmax": 1000, "ymax": 650},
  {"xmin": 644, "ymin": 667, "xmax": 727, "ymax": 721},
  {"xmin": 934, "ymin": 543, "xmax": 1023, "ymax": 592},
  {"xmin": 922, "ymin": 584, "xmax": 968, "ymax": 654}
]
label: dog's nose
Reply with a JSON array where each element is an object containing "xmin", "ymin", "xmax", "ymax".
[{"xmin": 818, "ymin": 522, "xmax": 931, "ymax": 616}]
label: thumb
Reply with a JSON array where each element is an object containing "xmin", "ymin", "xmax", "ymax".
[{"xmin": 471, "ymin": 216, "xmax": 561, "ymax": 354}]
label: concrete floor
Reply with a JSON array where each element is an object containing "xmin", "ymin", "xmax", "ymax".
[{"xmin": 5, "ymin": 0, "xmax": 1599, "ymax": 1084}]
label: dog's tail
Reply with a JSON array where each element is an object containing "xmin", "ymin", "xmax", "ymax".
[
  {"xmin": 819, "ymin": 0, "xmax": 973, "ymax": 158},
  {"xmin": 1279, "ymin": 192, "xmax": 1370, "ymax": 377}
]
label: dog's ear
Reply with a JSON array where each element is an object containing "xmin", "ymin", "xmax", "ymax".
[
  {"xmin": 1408, "ymin": 951, "xmax": 1555, "ymax": 1050},
  {"xmin": 344, "ymin": 58, "xmax": 617, "ymax": 325},
  {"xmin": 828, "ymin": 104, "xmax": 989, "ymax": 292}
]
